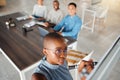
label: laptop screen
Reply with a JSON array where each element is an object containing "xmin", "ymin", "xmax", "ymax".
[{"xmin": 38, "ymin": 27, "xmax": 49, "ymax": 37}]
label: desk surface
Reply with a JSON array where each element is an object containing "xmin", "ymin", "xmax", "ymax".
[
  {"xmin": 0, "ymin": 12, "xmax": 43, "ymax": 70},
  {"xmin": 0, "ymin": 12, "xmax": 76, "ymax": 71}
]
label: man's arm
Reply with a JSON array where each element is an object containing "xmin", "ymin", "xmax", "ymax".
[
  {"xmin": 53, "ymin": 16, "xmax": 66, "ymax": 31},
  {"xmin": 32, "ymin": 5, "xmax": 36, "ymax": 16},
  {"xmin": 57, "ymin": 11, "xmax": 64, "ymax": 24},
  {"xmin": 32, "ymin": 73, "xmax": 47, "ymax": 80},
  {"xmin": 44, "ymin": 6, "xmax": 48, "ymax": 19},
  {"xmin": 62, "ymin": 19, "xmax": 82, "ymax": 38}
]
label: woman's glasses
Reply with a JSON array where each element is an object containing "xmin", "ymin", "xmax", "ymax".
[{"xmin": 44, "ymin": 48, "xmax": 67, "ymax": 57}]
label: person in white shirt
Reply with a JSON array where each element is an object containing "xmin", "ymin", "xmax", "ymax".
[
  {"xmin": 47, "ymin": 0, "xmax": 63, "ymax": 24},
  {"xmin": 44, "ymin": 0, "xmax": 63, "ymax": 27},
  {"xmin": 32, "ymin": 0, "xmax": 47, "ymax": 20}
]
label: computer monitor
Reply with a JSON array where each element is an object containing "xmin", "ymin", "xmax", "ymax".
[{"xmin": 87, "ymin": 35, "xmax": 120, "ymax": 80}]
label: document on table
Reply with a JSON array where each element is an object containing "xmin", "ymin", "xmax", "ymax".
[
  {"xmin": 23, "ymin": 21, "xmax": 36, "ymax": 28},
  {"xmin": 16, "ymin": 15, "xmax": 29, "ymax": 21}
]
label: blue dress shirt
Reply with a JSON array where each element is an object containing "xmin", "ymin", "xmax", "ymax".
[{"xmin": 54, "ymin": 14, "xmax": 82, "ymax": 39}]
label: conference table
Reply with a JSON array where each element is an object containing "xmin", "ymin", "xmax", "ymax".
[{"xmin": 0, "ymin": 12, "xmax": 76, "ymax": 80}]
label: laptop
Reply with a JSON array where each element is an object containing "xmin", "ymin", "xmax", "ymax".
[{"xmin": 38, "ymin": 27, "xmax": 49, "ymax": 37}]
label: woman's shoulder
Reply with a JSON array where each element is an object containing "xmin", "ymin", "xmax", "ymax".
[{"xmin": 42, "ymin": 5, "xmax": 47, "ymax": 9}]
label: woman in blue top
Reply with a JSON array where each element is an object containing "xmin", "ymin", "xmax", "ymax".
[
  {"xmin": 32, "ymin": 32, "xmax": 73, "ymax": 80},
  {"xmin": 31, "ymin": 32, "xmax": 94, "ymax": 80},
  {"xmin": 54, "ymin": 2, "xmax": 82, "ymax": 39}
]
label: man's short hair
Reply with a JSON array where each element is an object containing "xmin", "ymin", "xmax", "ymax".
[
  {"xmin": 44, "ymin": 32, "xmax": 64, "ymax": 43},
  {"xmin": 68, "ymin": 2, "xmax": 77, "ymax": 8},
  {"xmin": 44, "ymin": 32, "xmax": 64, "ymax": 39},
  {"xmin": 53, "ymin": 0, "xmax": 59, "ymax": 5}
]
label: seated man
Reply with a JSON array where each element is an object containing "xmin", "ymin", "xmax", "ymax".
[
  {"xmin": 45, "ymin": 0, "xmax": 63, "ymax": 27},
  {"xmin": 31, "ymin": 0, "xmax": 47, "ymax": 21},
  {"xmin": 31, "ymin": 32, "xmax": 94, "ymax": 80},
  {"xmin": 53, "ymin": 2, "xmax": 82, "ymax": 39}
]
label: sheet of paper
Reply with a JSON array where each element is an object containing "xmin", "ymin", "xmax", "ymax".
[{"xmin": 24, "ymin": 21, "xmax": 36, "ymax": 28}]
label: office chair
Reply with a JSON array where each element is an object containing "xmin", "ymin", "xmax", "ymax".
[
  {"xmin": 81, "ymin": 8, "xmax": 96, "ymax": 32},
  {"xmin": 94, "ymin": 5, "xmax": 109, "ymax": 27}
]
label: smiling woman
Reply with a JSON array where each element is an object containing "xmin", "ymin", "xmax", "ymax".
[{"xmin": 32, "ymin": 32, "xmax": 73, "ymax": 80}]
